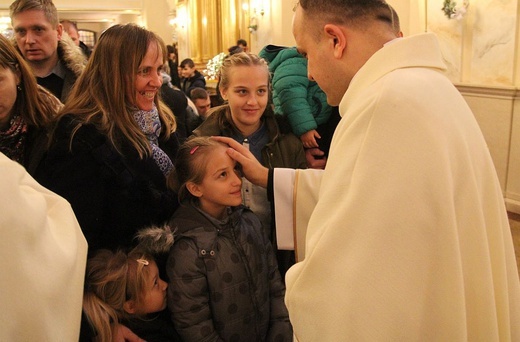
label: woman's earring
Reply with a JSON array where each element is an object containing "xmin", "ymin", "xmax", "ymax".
[{"xmin": 17, "ymin": 85, "xmax": 21, "ymax": 91}]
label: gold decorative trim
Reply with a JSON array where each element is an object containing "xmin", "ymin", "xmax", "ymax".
[
  {"xmin": 293, "ymin": 170, "xmax": 299, "ymax": 261},
  {"xmin": 455, "ymin": 83, "xmax": 519, "ymax": 100}
]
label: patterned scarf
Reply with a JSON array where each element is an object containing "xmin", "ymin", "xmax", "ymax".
[
  {"xmin": 0, "ymin": 114, "xmax": 28, "ymax": 164},
  {"xmin": 132, "ymin": 105, "xmax": 174, "ymax": 176}
]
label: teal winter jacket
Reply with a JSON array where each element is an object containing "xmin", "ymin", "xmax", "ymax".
[{"xmin": 259, "ymin": 45, "xmax": 331, "ymax": 137}]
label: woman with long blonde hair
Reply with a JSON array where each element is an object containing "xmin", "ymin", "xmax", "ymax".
[{"xmin": 35, "ymin": 24, "xmax": 179, "ymax": 252}]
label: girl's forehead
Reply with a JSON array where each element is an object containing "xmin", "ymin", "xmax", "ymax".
[{"xmin": 228, "ymin": 65, "xmax": 268, "ymax": 85}]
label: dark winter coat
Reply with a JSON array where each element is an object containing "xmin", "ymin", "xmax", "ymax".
[
  {"xmin": 166, "ymin": 203, "xmax": 292, "ymax": 341},
  {"xmin": 34, "ymin": 115, "xmax": 179, "ymax": 252},
  {"xmin": 180, "ymin": 70, "xmax": 206, "ymax": 97},
  {"xmin": 259, "ymin": 45, "xmax": 331, "ymax": 137}
]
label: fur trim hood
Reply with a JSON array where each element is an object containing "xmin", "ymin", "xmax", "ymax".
[
  {"xmin": 135, "ymin": 225, "xmax": 176, "ymax": 254},
  {"xmin": 56, "ymin": 33, "xmax": 87, "ymax": 77}
]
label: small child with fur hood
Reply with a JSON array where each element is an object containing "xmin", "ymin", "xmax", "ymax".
[{"xmin": 138, "ymin": 136, "xmax": 292, "ymax": 341}]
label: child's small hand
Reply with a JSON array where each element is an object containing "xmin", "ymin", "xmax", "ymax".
[
  {"xmin": 305, "ymin": 148, "xmax": 327, "ymax": 169},
  {"xmin": 300, "ymin": 130, "xmax": 321, "ymax": 149}
]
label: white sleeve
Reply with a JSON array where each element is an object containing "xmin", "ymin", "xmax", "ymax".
[
  {"xmin": 274, "ymin": 168, "xmax": 323, "ymax": 261},
  {"xmin": 274, "ymin": 168, "xmax": 296, "ymax": 250}
]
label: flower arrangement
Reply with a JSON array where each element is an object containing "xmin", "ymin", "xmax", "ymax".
[
  {"xmin": 442, "ymin": 0, "xmax": 469, "ymax": 20},
  {"xmin": 205, "ymin": 52, "xmax": 226, "ymax": 80}
]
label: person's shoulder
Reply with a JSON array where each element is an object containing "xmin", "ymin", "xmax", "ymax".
[
  {"xmin": 170, "ymin": 205, "xmax": 219, "ymax": 247},
  {"xmin": 192, "ymin": 105, "xmax": 227, "ymax": 136},
  {"xmin": 54, "ymin": 114, "xmax": 107, "ymax": 151},
  {"xmin": 194, "ymin": 70, "xmax": 205, "ymax": 79},
  {"xmin": 206, "ymin": 104, "xmax": 227, "ymax": 118},
  {"xmin": 266, "ymin": 108, "xmax": 302, "ymax": 138},
  {"xmin": 170, "ymin": 87, "xmax": 188, "ymax": 103},
  {"xmin": 58, "ymin": 34, "xmax": 87, "ymax": 77},
  {"xmin": 170, "ymin": 203, "xmax": 202, "ymax": 228},
  {"xmin": 161, "ymin": 84, "xmax": 188, "ymax": 107}
]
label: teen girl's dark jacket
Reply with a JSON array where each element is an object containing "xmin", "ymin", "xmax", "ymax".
[
  {"xmin": 180, "ymin": 70, "xmax": 206, "ymax": 96},
  {"xmin": 34, "ymin": 115, "xmax": 179, "ymax": 252},
  {"xmin": 166, "ymin": 203, "xmax": 293, "ymax": 341}
]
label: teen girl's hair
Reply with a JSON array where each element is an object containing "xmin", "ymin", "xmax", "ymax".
[
  {"xmin": 217, "ymin": 51, "xmax": 269, "ymax": 92},
  {"xmin": 56, "ymin": 23, "xmax": 176, "ymax": 158},
  {"xmin": 167, "ymin": 136, "xmax": 226, "ymax": 202},
  {"xmin": 82, "ymin": 248, "xmax": 154, "ymax": 342},
  {"xmin": 0, "ymin": 34, "xmax": 61, "ymax": 128}
]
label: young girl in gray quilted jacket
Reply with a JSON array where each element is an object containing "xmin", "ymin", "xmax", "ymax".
[{"xmin": 139, "ymin": 136, "xmax": 292, "ymax": 342}]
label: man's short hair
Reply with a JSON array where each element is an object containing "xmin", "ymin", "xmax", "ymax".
[
  {"xmin": 180, "ymin": 58, "xmax": 195, "ymax": 68},
  {"xmin": 190, "ymin": 87, "xmax": 209, "ymax": 101},
  {"xmin": 10, "ymin": 0, "xmax": 59, "ymax": 28},
  {"xmin": 237, "ymin": 39, "xmax": 247, "ymax": 47},
  {"xmin": 297, "ymin": 0, "xmax": 396, "ymax": 30}
]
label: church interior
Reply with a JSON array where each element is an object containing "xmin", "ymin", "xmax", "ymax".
[{"xmin": 1, "ymin": 0, "xmax": 520, "ymax": 273}]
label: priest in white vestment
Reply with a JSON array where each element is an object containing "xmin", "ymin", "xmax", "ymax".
[{"xmin": 214, "ymin": 1, "xmax": 520, "ymax": 340}]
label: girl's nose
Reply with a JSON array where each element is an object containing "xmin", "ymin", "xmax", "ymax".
[
  {"xmin": 233, "ymin": 171, "xmax": 242, "ymax": 186},
  {"xmin": 246, "ymin": 94, "xmax": 258, "ymax": 105}
]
